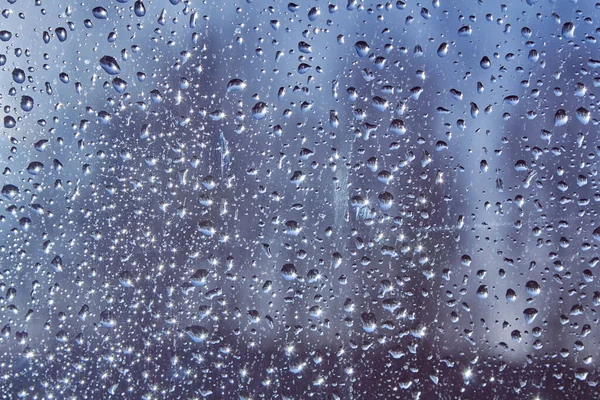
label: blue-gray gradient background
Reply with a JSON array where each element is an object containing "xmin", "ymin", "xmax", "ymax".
[{"xmin": 0, "ymin": 0, "xmax": 599, "ymax": 398}]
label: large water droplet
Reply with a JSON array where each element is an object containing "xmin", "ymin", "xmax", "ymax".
[
  {"xmin": 252, "ymin": 101, "xmax": 268, "ymax": 120},
  {"xmin": 437, "ymin": 42, "xmax": 449, "ymax": 57},
  {"xmin": 99, "ymin": 55, "xmax": 121, "ymax": 75},
  {"xmin": 354, "ymin": 41, "xmax": 370, "ymax": 58},
  {"xmin": 20, "ymin": 95, "xmax": 34, "ymax": 111},
  {"xmin": 1, "ymin": 184, "xmax": 19, "ymax": 200},
  {"xmin": 134, "ymin": 0, "xmax": 146, "ymax": 17},
  {"xmin": 92, "ymin": 6, "xmax": 108, "ymax": 19}
]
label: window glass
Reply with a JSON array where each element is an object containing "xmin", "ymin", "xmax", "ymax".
[{"xmin": 1, "ymin": 0, "xmax": 599, "ymax": 398}]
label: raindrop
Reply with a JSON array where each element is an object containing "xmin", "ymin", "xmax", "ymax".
[
  {"xmin": 298, "ymin": 41, "xmax": 312, "ymax": 54},
  {"xmin": 4, "ymin": 116, "xmax": 16, "ymax": 128},
  {"xmin": 99, "ymin": 55, "xmax": 121, "ymax": 75},
  {"xmin": 298, "ymin": 63, "xmax": 312, "ymax": 74},
  {"xmin": 281, "ymin": 264, "xmax": 298, "ymax": 281},
  {"xmin": 523, "ymin": 308, "xmax": 539, "ymax": 324},
  {"xmin": 354, "ymin": 41, "xmax": 370, "ymax": 58},
  {"xmin": 112, "ymin": 78, "xmax": 128, "ymax": 94},
  {"xmin": 575, "ymin": 107, "xmax": 590, "ymax": 125},
  {"xmin": 525, "ymin": 281, "xmax": 541, "ymax": 297},
  {"xmin": 92, "ymin": 7, "xmax": 108, "ymax": 19},
  {"xmin": 554, "ymin": 109, "xmax": 568, "ymax": 126},
  {"xmin": 458, "ymin": 26, "xmax": 472, "ymax": 36},
  {"xmin": 26, "ymin": 162, "xmax": 44, "ymax": 175},
  {"xmin": 480, "ymin": 56, "xmax": 491, "ymax": 69},
  {"xmin": 361, "ymin": 312, "xmax": 377, "ymax": 333},
  {"xmin": 55, "ymin": 27, "xmax": 67, "ymax": 42},
  {"xmin": 308, "ymin": 6, "xmax": 320, "ymax": 21},
  {"xmin": 12, "ymin": 68, "xmax": 25, "ymax": 84},
  {"xmin": 437, "ymin": 42, "xmax": 449, "ymax": 57},
  {"xmin": 198, "ymin": 221, "xmax": 216, "ymax": 236},
  {"xmin": 1, "ymin": 184, "xmax": 19, "ymax": 200},
  {"xmin": 506, "ymin": 289, "xmax": 517, "ymax": 302},
  {"xmin": 562, "ymin": 22, "xmax": 575, "ymax": 39},
  {"xmin": 20, "ymin": 95, "xmax": 34, "ymax": 111},
  {"xmin": 592, "ymin": 226, "xmax": 600, "ymax": 242},
  {"xmin": 0, "ymin": 30, "xmax": 12, "ymax": 41},
  {"xmin": 134, "ymin": 1, "xmax": 146, "ymax": 17},
  {"xmin": 252, "ymin": 102, "xmax": 268, "ymax": 120}
]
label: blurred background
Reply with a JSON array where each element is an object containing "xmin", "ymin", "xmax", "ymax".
[{"xmin": 0, "ymin": 0, "xmax": 599, "ymax": 398}]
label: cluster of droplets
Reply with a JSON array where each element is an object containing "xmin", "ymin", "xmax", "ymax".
[{"xmin": 0, "ymin": 0, "xmax": 600, "ymax": 399}]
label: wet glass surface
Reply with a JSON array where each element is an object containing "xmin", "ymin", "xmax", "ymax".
[{"xmin": 0, "ymin": 0, "xmax": 599, "ymax": 398}]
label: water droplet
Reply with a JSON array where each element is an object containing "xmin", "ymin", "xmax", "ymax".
[
  {"xmin": 503, "ymin": 95, "xmax": 519, "ymax": 105},
  {"xmin": 0, "ymin": 30, "xmax": 12, "ymax": 42},
  {"xmin": 20, "ymin": 95, "xmax": 34, "ymax": 111},
  {"xmin": 92, "ymin": 6, "xmax": 108, "ymax": 19},
  {"xmin": 525, "ymin": 281, "xmax": 541, "ymax": 297},
  {"xmin": 511, "ymin": 330, "xmax": 522, "ymax": 343},
  {"xmin": 470, "ymin": 102, "xmax": 479, "ymax": 118},
  {"xmin": 458, "ymin": 25, "xmax": 472, "ymax": 36},
  {"xmin": 26, "ymin": 161, "xmax": 44, "ymax": 175},
  {"xmin": 575, "ymin": 107, "xmax": 590, "ymax": 125},
  {"xmin": 480, "ymin": 56, "xmax": 491, "ymax": 69},
  {"xmin": 251, "ymin": 101, "xmax": 268, "ymax": 120},
  {"xmin": 12, "ymin": 68, "xmax": 25, "ymax": 84},
  {"xmin": 55, "ymin": 330, "xmax": 68, "ymax": 343},
  {"xmin": 298, "ymin": 41, "xmax": 312, "ymax": 54},
  {"xmin": 51, "ymin": 255, "xmax": 64, "ymax": 272},
  {"xmin": 592, "ymin": 226, "xmax": 600, "ymax": 242},
  {"xmin": 297, "ymin": 63, "xmax": 311, "ymax": 74},
  {"xmin": 506, "ymin": 288, "xmax": 517, "ymax": 302},
  {"xmin": 562, "ymin": 21, "xmax": 575, "ymax": 39},
  {"xmin": 112, "ymin": 77, "xmax": 128, "ymax": 93},
  {"xmin": 227, "ymin": 79, "xmax": 246, "ymax": 92},
  {"xmin": 523, "ymin": 308, "xmax": 538, "ymax": 324},
  {"xmin": 360, "ymin": 312, "xmax": 377, "ymax": 332},
  {"xmin": 476, "ymin": 285, "xmax": 488, "ymax": 299},
  {"xmin": 99, "ymin": 55, "xmax": 121, "ymax": 75},
  {"xmin": 191, "ymin": 269, "xmax": 209, "ymax": 286},
  {"xmin": 134, "ymin": 0, "xmax": 146, "ymax": 17},
  {"xmin": 371, "ymin": 96, "xmax": 389, "ymax": 112},
  {"xmin": 389, "ymin": 119, "xmax": 406, "ymax": 135},
  {"xmin": 437, "ymin": 42, "xmax": 449, "ymax": 57},
  {"xmin": 1, "ymin": 184, "xmax": 19, "ymax": 200},
  {"xmin": 281, "ymin": 264, "xmax": 298, "ymax": 280},
  {"xmin": 575, "ymin": 369, "xmax": 589, "ymax": 381},
  {"xmin": 118, "ymin": 271, "xmax": 134, "ymax": 287},
  {"xmin": 198, "ymin": 221, "xmax": 216, "ymax": 236},
  {"xmin": 461, "ymin": 254, "xmax": 472, "ymax": 266},
  {"xmin": 354, "ymin": 41, "xmax": 370, "ymax": 58},
  {"xmin": 308, "ymin": 6, "xmax": 320, "ymax": 21},
  {"xmin": 554, "ymin": 109, "xmax": 568, "ymax": 126},
  {"xmin": 4, "ymin": 116, "xmax": 16, "ymax": 128},
  {"xmin": 55, "ymin": 27, "xmax": 67, "ymax": 42}
]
